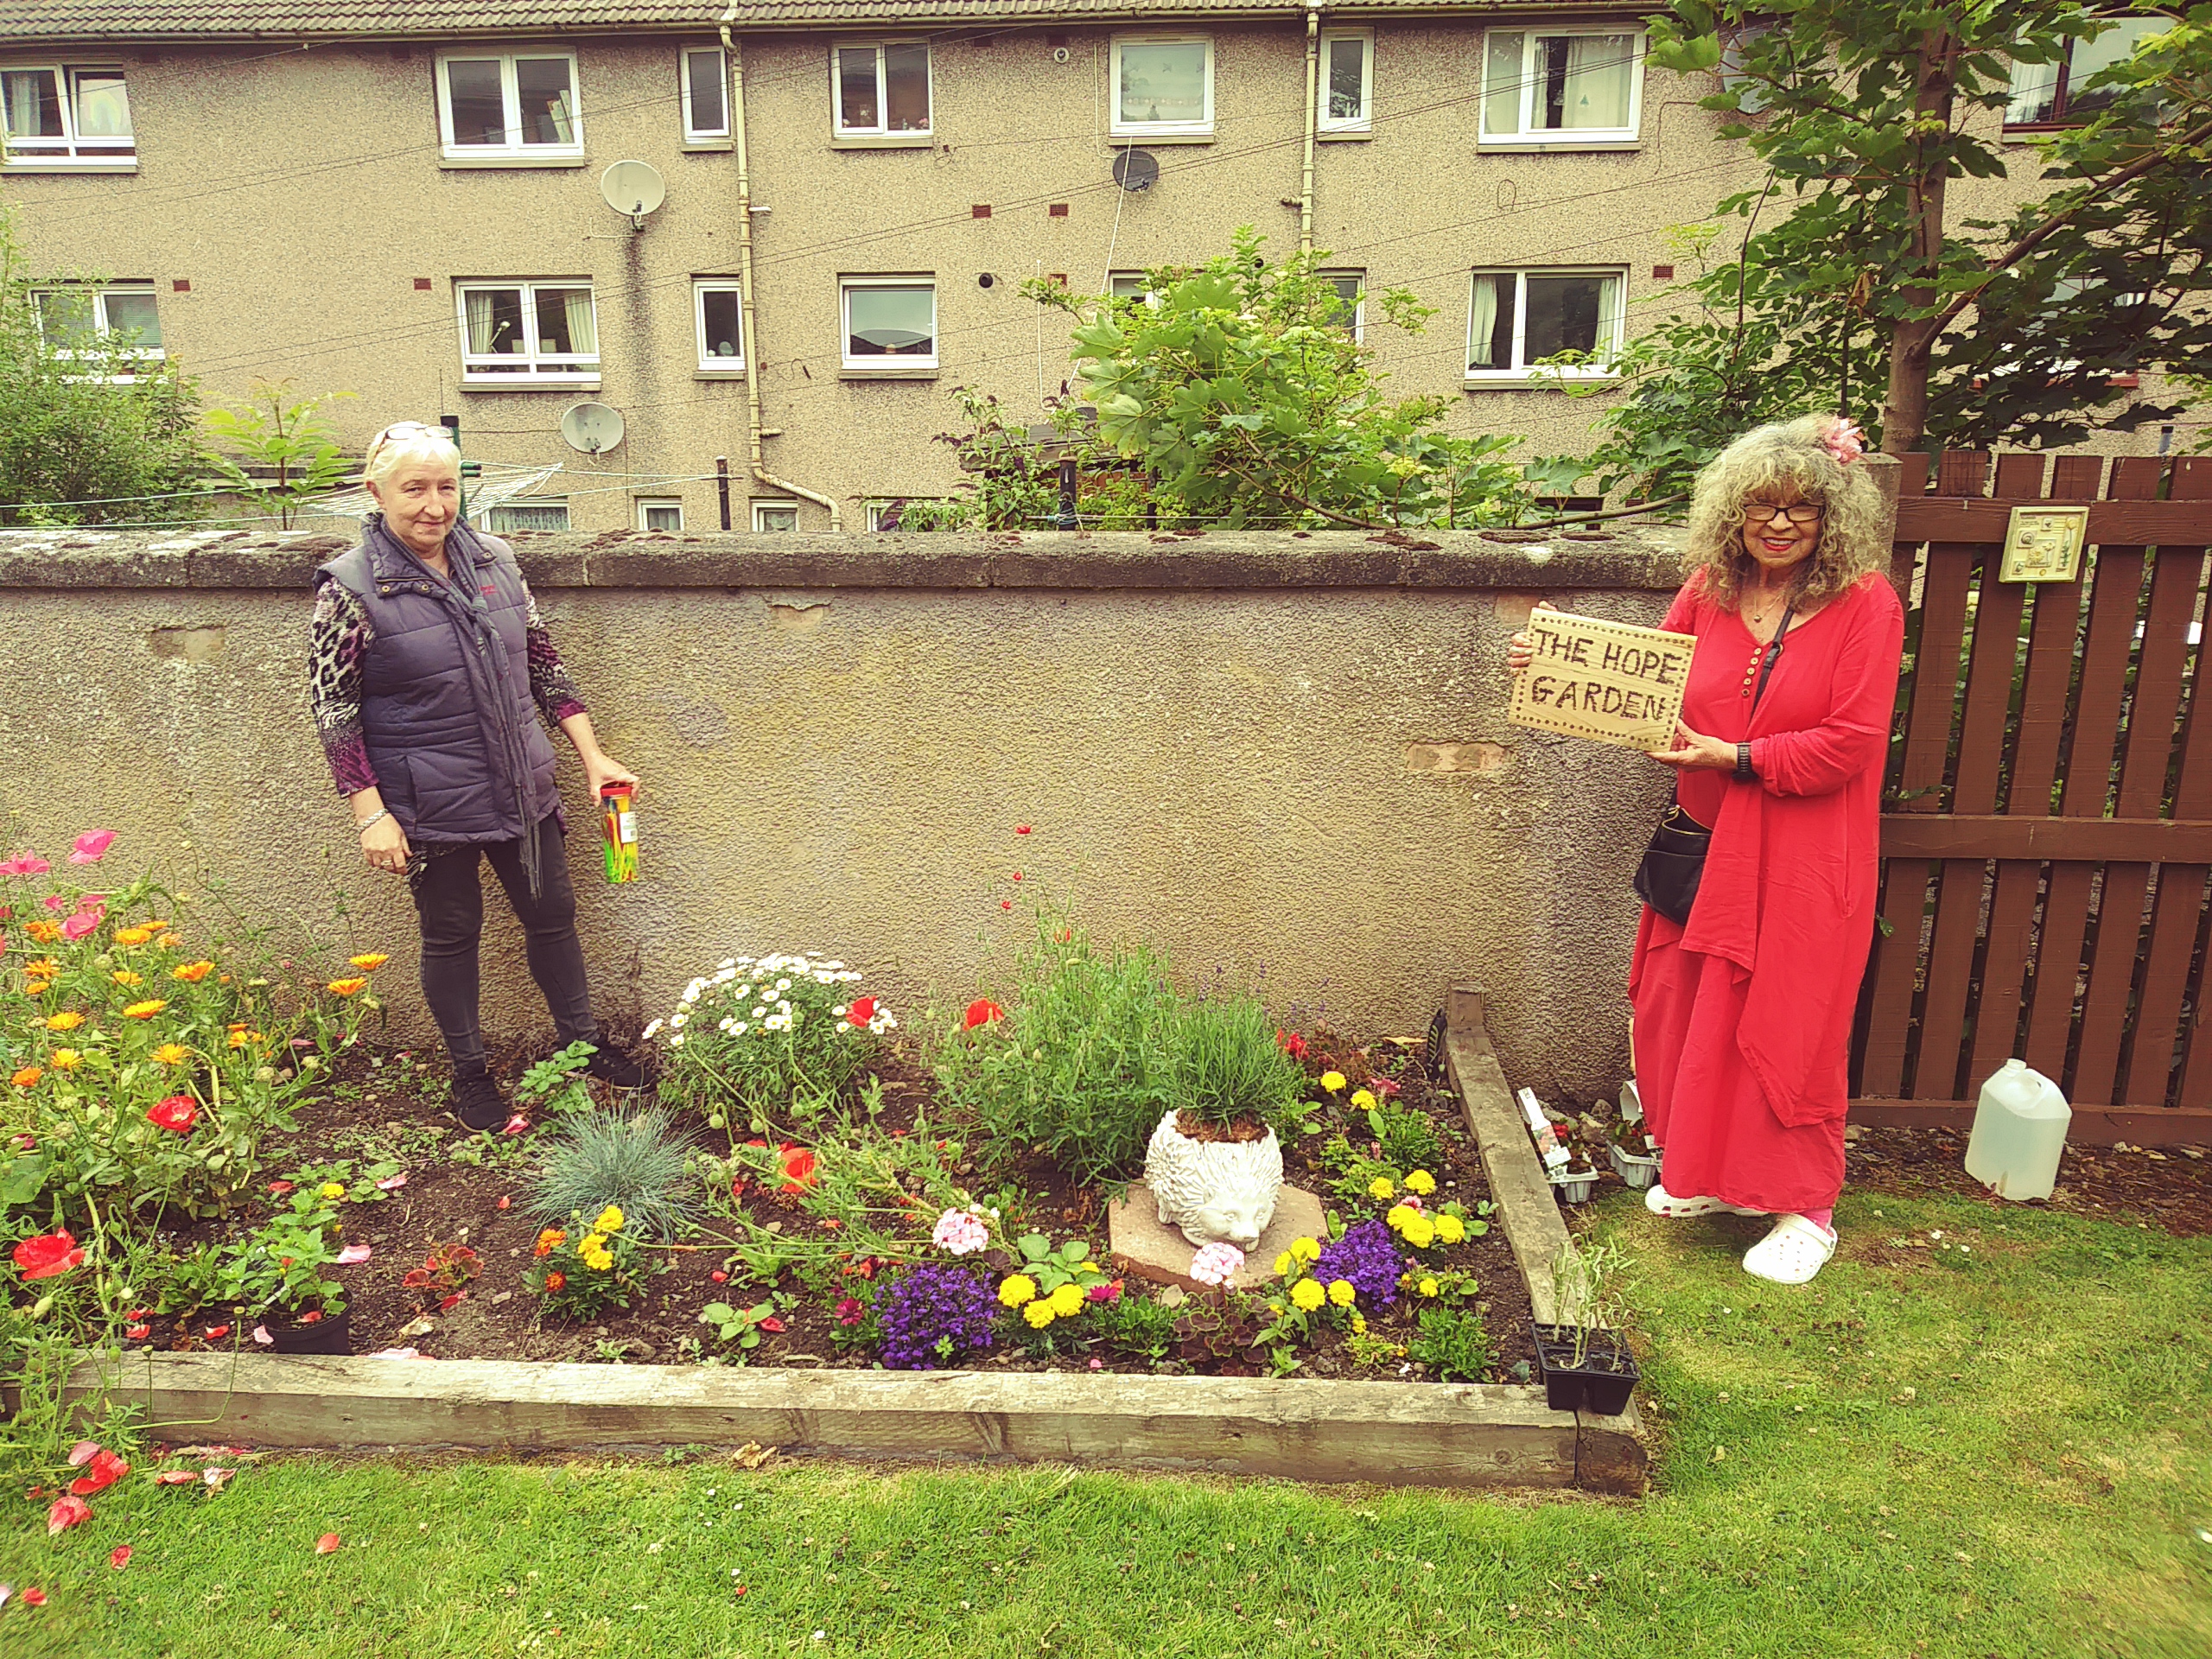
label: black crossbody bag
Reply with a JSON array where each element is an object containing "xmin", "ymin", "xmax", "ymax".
[{"xmin": 1632, "ymin": 606, "xmax": 1794, "ymax": 925}]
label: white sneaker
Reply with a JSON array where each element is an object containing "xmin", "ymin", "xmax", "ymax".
[
  {"xmin": 1645, "ymin": 1182, "xmax": 1767, "ymax": 1219},
  {"xmin": 1742, "ymin": 1214, "xmax": 1838, "ymax": 1285}
]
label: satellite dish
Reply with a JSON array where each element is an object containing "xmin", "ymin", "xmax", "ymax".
[
  {"xmin": 559, "ymin": 402, "xmax": 626, "ymax": 455},
  {"xmin": 600, "ymin": 160, "xmax": 665, "ymax": 229},
  {"xmin": 1112, "ymin": 149, "xmax": 1159, "ymax": 192}
]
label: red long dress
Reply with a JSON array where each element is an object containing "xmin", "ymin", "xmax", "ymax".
[{"xmin": 1628, "ymin": 569, "xmax": 1906, "ymax": 1214}]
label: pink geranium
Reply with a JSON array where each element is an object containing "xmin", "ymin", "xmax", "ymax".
[
  {"xmin": 1187, "ymin": 1243, "xmax": 1246, "ymax": 1287},
  {"xmin": 69, "ymin": 830, "xmax": 117, "ymax": 865},
  {"xmin": 931, "ymin": 1208, "xmax": 988, "ymax": 1255}
]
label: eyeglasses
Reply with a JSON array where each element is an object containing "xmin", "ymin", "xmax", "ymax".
[
  {"xmin": 365, "ymin": 421, "xmax": 444, "ymax": 465},
  {"xmin": 1745, "ymin": 499, "xmax": 1823, "ymax": 526}
]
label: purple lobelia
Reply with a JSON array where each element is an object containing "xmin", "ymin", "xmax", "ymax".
[
  {"xmin": 1313, "ymin": 1218, "xmax": 1402, "ymax": 1306},
  {"xmin": 875, "ymin": 1263, "xmax": 1000, "ymax": 1370}
]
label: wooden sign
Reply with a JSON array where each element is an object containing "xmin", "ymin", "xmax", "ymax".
[
  {"xmin": 1510, "ymin": 609, "xmax": 1693, "ymax": 750},
  {"xmin": 1997, "ymin": 504, "xmax": 2089, "ymax": 583}
]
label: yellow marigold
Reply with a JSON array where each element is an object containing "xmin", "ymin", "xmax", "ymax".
[
  {"xmin": 533, "ymin": 1229, "xmax": 565, "ymax": 1258},
  {"xmin": 152, "ymin": 1043, "xmax": 193, "ymax": 1065},
  {"xmin": 24, "ymin": 959, "xmax": 59, "ymax": 978},
  {"xmin": 594, "ymin": 1205, "xmax": 625, "ymax": 1234},
  {"xmin": 1326, "ymin": 1279, "xmax": 1356, "ymax": 1307},
  {"xmin": 1418, "ymin": 1277, "xmax": 1440, "ymax": 1299},
  {"xmin": 25, "ymin": 920, "xmax": 62, "ymax": 944},
  {"xmin": 1368, "ymin": 1177, "xmax": 1395, "ymax": 1201},
  {"xmin": 997, "ymin": 1274, "xmax": 1037, "ymax": 1308},
  {"xmin": 10, "ymin": 1066, "xmax": 41, "ymax": 1089},
  {"xmin": 1434, "ymin": 1214, "xmax": 1466, "ymax": 1246},
  {"xmin": 1273, "ymin": 1251, "xmax": 1293, "ymax": 1276},
  {"xmin": 1021, "ymin": 1300, "xmax": 1055, "ymax": 1329},
  {"xmin": 226, "ymin": 1028, "xmax": 259, "ymax": 1050},
  {"xmin": 326, "ymin": 977, "xmax": 368, "ymax": 997},
  {"xmin": 43, "ymin": 1011, "xmax": 84, "ymax": 1032},
  {"xmin": 23, "ymin": 980, "xmax": 51, "ymax": 997},
  {"xmin": 170, "ymin": 960, "xmax": 215, "ymax": 983},
  {"xmin": 1319, "ymin": 1071, "xmax": 1347, "ymax": 1092},
  {"xmin": 319, "ymin": 1181, "xmax": 346, "ymax": 1199},
  {"xmin": 1289, "ymin": 1236, "xmax": 1322, "ymax": 1263},
  {"xmin": 1350, "ymin": 1088, "xmax": 1377, "ymax": 1111},
  {"xmin": 111, "ymin": 971, "xmax": 143, "ymax": 987},
  {"xmin": 1385, "ymin": 1205, "xmax": 1414, "ymax": 1233},
  {"xmin": 1403, "ymin": 1169, "xmax": 1436, "ymax": 1196},
  {"xmin": 582, "ymin": 1247, "xmax": 613, "ymax": 1272},
  {"xmin": 1351, "ymin": 1313, "xmax": 1368, "ymax": 1336},
  {"xmin": 1047, "ymin": 1282, "xmax": 1084, "ymax": 1319},
  {"xmin": 122, "ymin": 1000, "xmax": 166, "ymax": 1020},
  {"xmin": 111, "ymin": 927, "xmax": 151, "ymax": 947},
  {"xmin": 143, "ymin": 919, "xmax": 168, "ymax": 933},
  {"xmin": 1290, "ymin": 1278, "xmax": 1325, "ymax": 1312},
  {"xmin": 1402, "ymin": 1217, "xmax": 1436, "ymax": 1250},
  {"xmin": 48, "ymin": 1049, "xmax": 80, "ymax": 1071},
  {"xmin": 348, "ymin": 953, "xmax": 390, "ymax": 971}
]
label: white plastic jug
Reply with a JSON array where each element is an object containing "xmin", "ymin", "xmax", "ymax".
[{"xmin": 1963, "ymin": 1058, "xmax": 2070, "ymax": 1200}]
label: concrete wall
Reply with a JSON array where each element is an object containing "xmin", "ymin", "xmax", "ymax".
[{"xmin": 0, "ymin": 524, "xmax": 1683, "ymax": 1102}]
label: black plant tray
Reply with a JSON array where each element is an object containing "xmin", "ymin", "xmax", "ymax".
[
  {"xmin": 258, "ymin": 1308, "xmax": 353, "ymax": 1355},
  {"xmin": 1532, "ymin": 1323, "xmax": 1639, "ymax": 1415}
]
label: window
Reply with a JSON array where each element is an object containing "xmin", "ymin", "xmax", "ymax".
[
  {"xmin": 1319, "ymin": 31, "xmax": 1372, "ymax": 134},
  {"xmin": 683, "ymin": 48, "xmax": 728, "ymax": 141},
  {"xmin": 833, "ymin": 42, "xmax": 931, "ymax": 137},
  {"xmin": 1715, "ymin": 21, "xmax": 1775, "ymax": 113},
  {"xmin": 694, "ymin": 279, "xmax": 745, "ymax": 370},
  {"xmin": 2, "ymin": 64, "xmax": 133, "ymax": 166},
  {"xmin": 456, "ymin": 282, "xmax": 599, "ymax": 382},
  {"xmin": 1481, "ymin": 29, "xmax": 1642, "ymax": 145},
  {"xmin": 436, "ymin": 51, "xmax": 582, "ymax": 160},
  {"xmin": 1112, "ymin": 37, "xmax": 1212, "ymax": 138},
  {"xmin": 753, "ymin": 501, "xmax": 799, "ymax": 532},
  {"xmin": 1465, "ymin": 269, "xmax": 1625, "ymax": 381},
  {"xmin": 2005, "ymin": 15, "xmax": 2170, "ymax": 127},
  {"xmin": 1320, "ymin": 270, "xmax": 1364, "ymax": 340},
  {"xmin": 840, "ymin": 277, "xmax": 936, "ymax": 370},
  {"xmin": 636, "ymin": 498, "xmax": 684, "ymax": 532},
  {"xmin": 485, "ymin": 499, "xmax": 570, "ymax": 532},
  {"xmin": 29, "ymin": 283, "xmax": 162, "ymax": 361},
  {"xmin": 863, "ymin": 499, "xmax": 905, "ymax": 532}
]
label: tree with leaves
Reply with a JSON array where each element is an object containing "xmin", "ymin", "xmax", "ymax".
[
  {"xmin": 201, "ymin": 378, "xmax": 357, "ymax": 529},
  {"xmin": 1556, "ymin": 2, "xmax": 2208, "ymax": 493}
]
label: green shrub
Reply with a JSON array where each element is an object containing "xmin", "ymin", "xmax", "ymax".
[
  {"xmin": 1087, "ymin": 1290, "xmax": 1180, "ymax": 1362},
  {"xmin": 1409, "ymin": 1302, "xmax": 1493, "ymax": 1382},
  {"xmin": 530, "ymin": 1109, "xmax": 695, "ymax": 1240},
  {"xmin": 1363, "ymin": 1100, "xmax": 1442, "ymax": 1170}
]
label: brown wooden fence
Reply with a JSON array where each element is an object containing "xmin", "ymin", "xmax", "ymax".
[{"xmin": 1849, "ymin": 451, "xmax": 2212, "ymax": 1145}]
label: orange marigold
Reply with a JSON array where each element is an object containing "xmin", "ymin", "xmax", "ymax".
[
  {"xmin": 10, "ymin": 1066, "xmax": 41, "ymax": 1089},
  {"xmin": 23, "ymin": 980, "xmax": 52, "ymax": 998},
  {"xmin": 121, "ymin": 1000, "xmax": 167, "ymax": 1020},
  {"xmin": 169, "ymin": 960, "xmax": 215, "ymax": 983},
  {"xmin": 111, "ymin": 927, "xmax": 152, "ymax": 947},
  {"xmin": 533, "ymin": 1229, "xmax": 566, "ymax": 1258},
  {"xmin": 326, "ymin": 977, "xmax": 368, "ymax": 997},
  {"xmin": 226, "ymin": 1028, "xmax": 262, "ymax": 1050},
  {"xmin": 24, "ymin": 959, "xmax": 59, "ymax": 978},
  {"xmin": 143, "ymin": 919, "xmax": 168, "ymax": 933},
  {"xmin": 111, "ymin": 970, "xmax": 143, "ymax": 987},
  {"xmin": 543, "ymin": 1271, "xmax": 566, "ymax": 1293},
  {"xmin": 25, "ymin": 920, "xmax": 61, "ymax": 944},
  {"xmin": 347, "ymin": 953, "xmax": 390, "ymax": 972},
  {"xmin": 43, "ymin": 1011, "xmax": 84, "ymax": 1032}
]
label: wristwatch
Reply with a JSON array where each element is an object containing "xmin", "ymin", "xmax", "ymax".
[{"xmin": 1733, "ymin": 741, "xmax": 1755, "ymax": 783}]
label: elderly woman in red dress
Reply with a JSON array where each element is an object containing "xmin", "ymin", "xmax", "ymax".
[{"xmin": 1513, "ymin": 414, "xmax": 1903, "ymax": 1284}]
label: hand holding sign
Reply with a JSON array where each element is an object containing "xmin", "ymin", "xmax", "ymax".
[{"xmin": 1507, "ymin": 607, "xmax": 1694, "ymax": 750}]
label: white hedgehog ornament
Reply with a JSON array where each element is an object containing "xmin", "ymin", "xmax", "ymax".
[{"xmin": 1143, "ymin": 1109, "xmax": 1283, "ymax": 1249}]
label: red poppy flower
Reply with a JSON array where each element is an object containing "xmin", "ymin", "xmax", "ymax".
[
  {"xmin": 299, "ymin": 1310, "xmax": 323, "ymax": 1325},
  {"xmin": 67, "ymin": 1449, "xmax": 128, "ymax": 1497},
  {"xmin": 146, "ymin": 1096, "xmax": 199, "ymax": 1134},
  {"xmin": 1000, "ymin": 899, "xmax": 1013, "ymax": 911},
  {"xmin": 1014, "ymin": 824, "xmax": 1032, "ymax": 835},
  {"xmin": 267, "ymin": 1180, "xmax": 294, "ymax": 1194},
  {"xmin": 110, "ymin": 1545, "xmax": 131, "ymax": 1570},
  {"xmin": 778, "ymin": 1144, "xmax": 817, "ymax": 1193},
  {"xmin": 758, "ymin": 1316, "xmax": 785, "ymax": 1333},
  {"xmin": 847, "ymin": 995, "xmax": 877, "ymax": 1027},
  {"xmin": 46, "ymin": 1495, "xmax": 92, "ymax": 1535},
  {"xmin": 963, "ymin": 998, "xmax": 1005, "ymax": 1030},
  {"xmin": 12, "ymin": 1230, "xmax": 84, "ymax": 1281},
  {"xmin": 203, "ymin": 1325, "xmax": 231, "ymax": 1342},
  {"xmin": 125, "ymin": 1323, "xmax": 149, "ymax": 1340},
  {"xmin": 22, "ymin": 1587, "xmax": 48, "ymax": 1605},
  {"xmin": 1276, "ymin": 1029, "xmax": 1307, "ymax": 1058}
]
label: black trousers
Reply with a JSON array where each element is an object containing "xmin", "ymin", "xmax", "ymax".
[{"xmin": 408, "ymin": 815, "xmax": 594, "ymax": 1073}]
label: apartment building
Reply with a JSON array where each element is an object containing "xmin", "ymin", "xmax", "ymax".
[{"xmin": 0, "ymin": 3, "xmax": 2152, "ymax": 532}]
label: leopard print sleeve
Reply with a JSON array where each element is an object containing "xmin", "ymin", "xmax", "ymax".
[
  {"xmin": 524, "ymin": 585, "xmax": 588, "ymax": 725},
  {"xmin": 308, "ymin": 580, "xmax": 379, "ymax": 797}
]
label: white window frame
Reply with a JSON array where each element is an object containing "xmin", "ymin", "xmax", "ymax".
[
  {"xmin": 839, "ymin": 276, "xmax": 938, "ymax": 372},
  {"xmin": 693, "ymin": 278, "xmax": 746, "ymax": 371},
  {"xmin": 1318, "ymin": 30, "xmax": 1374, "ymax": 136},
  {"xmin": 2, "ymin": 63, "xmax": 135, "ymax": 168},
  {"xmin": 435, "ymin": 49, "xmax": 584, "ymax": 162},
  {"xmin": 1110, "ymin": 35, "xmax": 1215, "ymax": 140},
  {"xmin": 636, "ymin": 497, "xmax": 685, "ymax": 533},
  {"xmin": 1464, "ymin": 267, "xmax": 1627, "ymax": 385},
  {"xmin": 1478, "ymin": 28, "xmax": 1643, "ymax": 150},
  {"xmin": 29, "ymin": 282, "xmax": 163, "ymax": 367},
  {"xmin": 454, "ymin": 280, "xmax": 601, "ymax": 385},
  {"xmin": 1320, "ymin": 270, "xmax": 1366, "ymax": 342},
  {"xmin": 830, "ymin": 40, "xmax": 933, "ymax": 140},
  {"xmin": 681, "ymin": 48, "xmax": 730, "ymax": 143},
  {"xmin": 485, "ymin": 498, "xmax": 570, "ymax": 532},
  {"xmin": 753, "ymin": 500, "xmax": 799, "ymax": 531},
  {"xmin": 2004, "ymin": 14, "xmax": 2171, "ymax": 129}
]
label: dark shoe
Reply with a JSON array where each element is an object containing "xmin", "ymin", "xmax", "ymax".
[
  {"xmin": 451, "ymin": 1066, "xmax": 509, "ymax": 1132},
  {"xmin": 582, "ymin": 1035, "xmax": 647, "ymax": 1093}
]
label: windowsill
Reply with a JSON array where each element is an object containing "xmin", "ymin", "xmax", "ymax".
[
  {"xmin": 1108, "ymin": 130, "xmax": 1212, "ymax": 145},
  {"xmin": 840, "ymin": 365, "xmax": 939, "ymax": 380},
  {"xmin": 1476, "ymin": 137, "xmax": 1639, "ymax": 153},
  {"xmin": 439, "ymin": 152, "xmax": 588, "ymax": 169},
  {"xmin": 830, "ymin": 133, "xmax": 936, "ymax": 149},
  {"xmin": 682, "ymin": 137, "xmax": 734, "ymax": 152},
  {"xmin": 461, "ymin": 376, "xmax": 602, "ymax": 391},
  {"xmin": 2, "ymin": 158, "xmax": 137, "ymax": 173},
  {"xmin": 1464, "ymin": 374, "xmax": 1620, "ymax": 391},
  {"xmin": 1316, "ymin": 127, "xmax": 1372, "ymax": 142},
  {"xmin": 694, "ymin": 367, "xmax": 748, "ymax": 380}
]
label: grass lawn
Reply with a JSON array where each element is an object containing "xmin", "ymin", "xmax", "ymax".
[{"xmin": 3, "ymin": 1187, "xmax": 2207, "ymax": 1658}]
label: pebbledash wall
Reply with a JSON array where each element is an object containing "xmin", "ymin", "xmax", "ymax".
[{"xmin": 0, "ymin": 525, "xmax": 1685, "ymax": 1102}]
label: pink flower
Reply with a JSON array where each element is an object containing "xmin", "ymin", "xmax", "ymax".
[
  {"xmin": 335, "ymin": 1244, "xmax": 372, "ymax": 1265},
  {"xmin": 0, "ymin": 852, "xmax": 51, "ymax": 877},
  {"xmin": 931, "ymin": 1209, "xmax": 989, "ymax": 1255},
  {"xmin": 501, "ymin": 1115, "xmax": 531, "ymax": 1135},
  {"xmin": 68, "ymin": 830, "xmax": 117, "ymax": 865},
  {"xmin": 42, "ymin": 893, "xmax": 68, "ymax": 913},
  {"xmin": 147, "ymin": 1096, "xmax": 200, "ymax": 1134},
  {"xmin": 835, "ymin": 1297, "xmax": 865, "ymax": 1325},
  {"xmin": 46, "ymin": 1495, "xmax": 92, "ymax": 1535},
  {"xmin": 60, "ymin": 906, "xmax": 103, "ymax": 942},
  {"xmin": 1187, "ymin": 1243, "xmax": 1245, "ymax": 1287},
  {"xmin": 1086, "ymin": 1281, "xmax": 1122, "ymax": 1303}
]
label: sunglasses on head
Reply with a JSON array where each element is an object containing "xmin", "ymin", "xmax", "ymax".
[{"xmin": 365, "ymin": 421, "xmax": 447, "ymax": 465}]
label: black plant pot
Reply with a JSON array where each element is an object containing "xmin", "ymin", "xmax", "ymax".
[
  {"xmin": 260, "ymin": 1307, "xmax": 353, "ymax": 1355},
  {"xmin": 1532, "ymin": 1323, "xmax": 1639, "ymax": 1415}
]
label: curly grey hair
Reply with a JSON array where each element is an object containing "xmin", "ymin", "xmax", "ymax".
[{"xmin": 1683, "ymin": 414, "xmax": 1890, "ymax": 611}]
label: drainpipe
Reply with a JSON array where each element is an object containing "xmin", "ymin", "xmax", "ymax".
[
  {"xmin": 723, "ymin": 18, "xmax": 842, "ymax": 529},
  {"xmin": 1298, "ymin": 8, "xmax": 1319, "ymax": 257}
]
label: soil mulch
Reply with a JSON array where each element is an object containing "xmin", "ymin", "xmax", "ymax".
[{"xmin": 1844, "ymin": 1122, "xmax": 2212, "ymax": 1238}]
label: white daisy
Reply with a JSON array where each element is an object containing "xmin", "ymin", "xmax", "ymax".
[{"xmin": 642, "ymin": 1018, "xmax": 664, "ymax": 1039}]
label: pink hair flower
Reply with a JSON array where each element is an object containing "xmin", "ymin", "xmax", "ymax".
[
  {"xmin": 1821, "ymin": 418, "xmax": 1866, "ymax": 467},
  {"xmin": 69, "ymin": 830, "xmax": 118, "ymax": 865}
]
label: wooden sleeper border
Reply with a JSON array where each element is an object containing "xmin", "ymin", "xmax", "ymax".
[{"xmin": 65, "ymin": 992, "xmax": 1647, "ymax": 1494}]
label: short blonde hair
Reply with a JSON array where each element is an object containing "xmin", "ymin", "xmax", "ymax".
[
  {"xmin": 1684, "ymin": 415, "xmax": 1889, "ymax": 611},
  {"xmin": 363, "ymin": 421, "xmax": 461, "ymax": 489}
]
